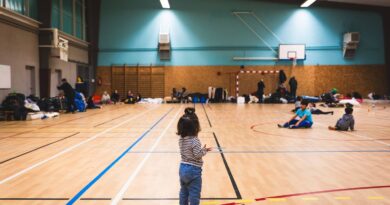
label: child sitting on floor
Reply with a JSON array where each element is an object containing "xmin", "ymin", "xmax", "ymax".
[
  {"xmin": 328, "ymin": 107, "xmax": 355, "ymax": 131},
  {"xmin": 279, "ymin": 99, "xmax": 313, "ymax": 129}
]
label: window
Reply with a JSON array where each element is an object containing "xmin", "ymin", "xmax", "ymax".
[
  {"xmin": 75, "ymin": 0, "xmax": 83, "ymax": 39},
  {"xmin": 51, "ymin": 0, "xmax": 86, "ymax": 40},
  {"xmin": 51, "ymin": 0, "xmax": 61, "ymax": 28},
  {"xmin": 62, "ymin": 0, "xmax": 73, "ymax": 35},
  {"xmin": 2, "ymin": 0, "xmax": 37, "ymax": 19},
  {"xmin": 5, "ymin": 0, "xmax": 25, "ymax": 15},
  {"xmin": 28, "ymin": 0, "xmax": 37, "ymax": 19}
]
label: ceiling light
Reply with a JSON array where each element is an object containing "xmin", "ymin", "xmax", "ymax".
[
  {"xmin": 160, "ymin": 0, "xmax": 170, "ymax": 9},
  {"xmin": 301, "ymin": 0, "xmax": 317, "ymax": 7}
]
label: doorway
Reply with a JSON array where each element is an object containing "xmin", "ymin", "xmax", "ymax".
[
  {"xmin": 25, "ymin": 66, "xmax": 35, "ymax": 95},
  {"xmin": 51, "ymin": 69, "xmax": 62, "ymax": 97}
]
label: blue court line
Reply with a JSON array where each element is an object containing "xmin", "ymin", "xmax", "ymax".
[{"xmin": 67, "ymin": 108, "xmax": 174, "ymax": 205}]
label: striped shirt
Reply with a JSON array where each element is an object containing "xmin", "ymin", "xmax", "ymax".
[{"xmin": 179, "ymin": 136, "xmax": 207, "ymax": 167}]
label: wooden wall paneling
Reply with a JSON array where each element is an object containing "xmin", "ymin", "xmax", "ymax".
[
  {"xmin": 237, "ymin": 66, "xmax": 285, "ymax": 96},
  {"xmin": 125, "ymin": 66, "xmax": 138, "ymax": 96},
  {"xmin": 111, "ymin": 65, "xmax": 125, "ymax": 98},
  {"xmin": 313, "ymin": 65, "xmax": 389, "ymax": 96},
  {"xmin": 123, "ymin": 64, "xmax": 127, "ymax": 99},
  {"xmin": 225, "ymin": 72, "xmax": 239, "ymax": 97},
  {"xmin": 137, "ymin": 65, "xmax": 139, "ymax": 94},
  {"xmin": 150, "ymin": 65, "xmax": 152, "ymax": 97},
  {"xmin": 138, "ymin": 66, "xmax": 152, "ymax": 97},
  {"xmin": 96, "ymin": 65, "xmax": 389, "ymax": 98},
  {"xmin": 151, "ymin": 67, "xmax": 165, "ymax": 98},
  {"xmin": 164, "ymin": 66, "xmax": 238, "ymax": 96},
  {"xmin": 95, "ymin": 66, "xmax": 111, "ymax": 95}
]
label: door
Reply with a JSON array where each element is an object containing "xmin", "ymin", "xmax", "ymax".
[
  {"xmin": 51, "ymin": 69, "xmax": 62, "ymax": 97},
  {"xmin": 26, "ymin": 66, "xmax": 35, "ymax": 95}
]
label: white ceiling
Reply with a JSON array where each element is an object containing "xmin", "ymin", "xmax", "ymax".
[{"xmin": 326, "ymin": 0, "xmax": 390, "ymax": 7}]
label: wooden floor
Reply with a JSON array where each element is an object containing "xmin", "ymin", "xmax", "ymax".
[{"xmin": 0, "ymin": 103, "xmax": 390, "ymax": 205}]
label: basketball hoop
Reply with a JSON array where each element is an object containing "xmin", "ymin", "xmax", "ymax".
[{"xmin": 287, "ymin": 51, "xmax": 297, "ymax": 67}]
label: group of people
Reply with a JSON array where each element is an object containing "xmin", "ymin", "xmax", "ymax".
[
  {"xmin": 176, "ymin": 101, "xmax": 355, "ymax": 205},
  {"xmin": 255, "ymin": 71, "xmax": 298, "ymax": 103},
  {"xmin": 57, "ymin": 78, "xmax": 102, "ymax": 113},
  {"xmin": 101, "ymin": 90, "xmax": 142, "ymax": 104},
  {"xmin": 251, "ymin": 70, "xmax": 355, "ymax": 131},
  {"xmin": 169, "ymin": 87, "xmax": 189, "ymax": 103},
  {"xmin": 279, "ymin": 98, "xmax": 355, "ymax": 131}
]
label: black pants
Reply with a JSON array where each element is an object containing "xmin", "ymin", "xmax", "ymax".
[
  {"xmin": 311, "ymin": 109, "xmax": 333, "ymax": 115},
  {"xmin": 257, "ymin": 91, "xmax": 264, "ymax": 103},
  {"xmin": 66, "ymin": 95, "xmax": 77, "ymax": 112},
  {"xmin": 291, "ymin": 88, "xmax": 297, "ymax": 99}
]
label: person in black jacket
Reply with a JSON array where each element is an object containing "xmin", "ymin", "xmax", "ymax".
[
  {"xmin": 57, "ymin": 78, "xmax": 77, "ymax": 113},
  {"xmin": 257, "ymin": 79, "xmax": 265, "ymax": 103},
  {"xmin": 279, "ymin": 70, "xmax": 287, "ymax": 85},
  {"xmin": 111, "ymin": 90, "xmax": 120, "ymax": 104},
  {"xmin": 179, "ymin": 87, "xmax": 189, "ymax": 103},
  {"xmin": 289, "ymin": 77, "xmax": 298, "ymax": 99}
]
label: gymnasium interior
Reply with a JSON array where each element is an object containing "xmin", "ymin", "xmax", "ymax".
[{"xmin": 1, "ymin": 0, "xmax": 390, "ymax": 204}]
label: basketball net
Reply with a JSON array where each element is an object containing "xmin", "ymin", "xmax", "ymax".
[{"xmin": 290, "ymin": 58, "xmax": 297, "ymax": 67}]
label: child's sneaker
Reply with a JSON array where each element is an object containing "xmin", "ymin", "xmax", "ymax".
[{"xmin": 328, "ymin": 126, "xmax": 336, "ymax": 130}]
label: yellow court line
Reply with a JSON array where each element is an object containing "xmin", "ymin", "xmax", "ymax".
[
  {"xmin": 235, "ymin": 199, "xmax": 256, "ymax": 204},
  {"xmin": 334, "ymin": 196, "xmax": 351, "ymax": 200},
  {"xmin": 301, "ymin": 197, "xmax": 319, "ymax": 201},
  {"xmin": 267, "ymin": 198, "xmax": 287, "ymax": 202},
  {"xmin": 201, "ymin": 201, "xmax": 221, "ymax": 205},
  {"xmin": 368, "ymin": 196, "xmax": 385, "ymax": 200}
]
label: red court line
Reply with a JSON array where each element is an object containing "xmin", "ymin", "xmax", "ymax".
[{"xmin": 221, "ymin": 185, "xmax": 390, "ymax": 205}]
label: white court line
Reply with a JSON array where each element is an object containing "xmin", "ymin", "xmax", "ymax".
[
  {"xmin": 0, "ymin": 106, "xmax": 159, "ymax": 185},
  {"xmin": 346, "ymin": 132, "xmax": 390, "ymax": 147},
  {"xmin": 275, "ymin": 108, "xmax": 390, "ymax": 148},
  {"xmin": 315, "ymin": 121, "xmax": 390, "ymax": 147},
  {"xmin": 111, "ymin": 105, "xmax": 183, "ymax": 205}
]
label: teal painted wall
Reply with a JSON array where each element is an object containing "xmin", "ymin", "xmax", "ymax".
[{"xmin": 98, "ymin": 0, "xmax": 385, "ymax": 66}]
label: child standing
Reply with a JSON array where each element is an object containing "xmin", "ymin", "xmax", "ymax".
[
  {"xmin": 328, "ymin": 107, "xmax": 355, "ymax": 131},
  {"xmin": 177, "ymin": 108, "xmax": 212, "ymax": 205},
  {"xmin": 279, "ymin": 100, "xmax": 313, "ymax": 129}
]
